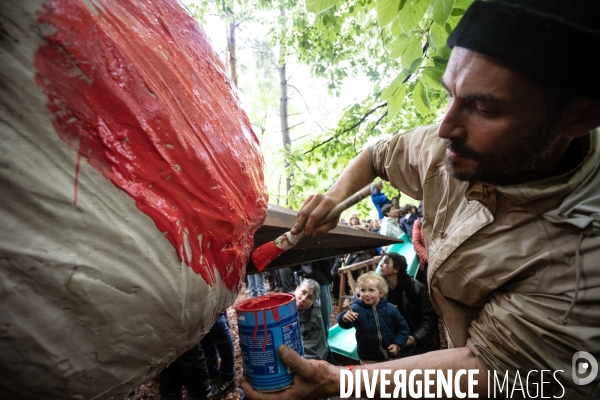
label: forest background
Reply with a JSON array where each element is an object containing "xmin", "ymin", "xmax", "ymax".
[{"xmin": 184, "ymin": 0, "xmax": 472, "ymax": 219}]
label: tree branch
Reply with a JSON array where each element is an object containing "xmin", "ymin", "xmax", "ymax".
[
  {"xmin": 288, "ymin": 84, "xmax": 327, "ymax": 132},
  {"xmin": 288, "ymin": 121, "xmax": 305, "ymax": 131},
  {"xmin": 373, "ymin": 110, "xmax": 388, "ymax": 129},
  {"xmin": 291, "ymin": 133, "xmax": 311, "ymax": 142},
  {"xmin": 303, "ymin": 102, "xmax": 387, "ymax": 155}
]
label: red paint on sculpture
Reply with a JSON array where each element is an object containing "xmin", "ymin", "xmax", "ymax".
[{"xmin": 34, "ymin": 0, "xmax": 267, "ymax": 289}]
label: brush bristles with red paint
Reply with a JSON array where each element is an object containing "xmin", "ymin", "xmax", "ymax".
[{"xmin": 251, "ymin": 231, "xmax": 304, "ymax": 272}]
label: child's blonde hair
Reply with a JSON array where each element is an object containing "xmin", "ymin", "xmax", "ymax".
[{"xmin": 357, "ymin": 271, "xmax": 389, "ymax": 296}]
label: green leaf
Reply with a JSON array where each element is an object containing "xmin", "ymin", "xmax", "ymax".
[
  {"xmin": 432, "ymin": 56, "xmax": 448, "ymax": 64},
  {"xmin": 306, "ymin": 0, "xmax": 337, "ymax": 14},
  {"xmin": 428, "ymin": 22, "xmax": 447, "ymax": 51},
  {"xmin": 397, "ymin": 0, "xmax": 430, "ymax": 33},
  {"xmin": 400, "ymin": 35, "xmax": 422, "ymax": 70},
  {"xmin": 436, "ymin": 44, "xmax": 452, "ymax": 59},
  {"xmin": 421, "ymin": 66, "xmax": 445, "ymax": 90},
  {"xmin": 381, "ymin": 72, "xmax": 406, "ymax": 100},
  {"xmin": 430, "ymin": 0, "xmax": 455, "ymax": 27},
  {"xmin": 454, "ymin": 0, "xmax": 473, "ymax": 8},
  {"xmin": 388, "ymin": 83, "xmax": 406, "ymax": 118},
  {"xmin": 414, "ymin": 79, "xmax": 430, "ymax": 116},
  {"xmin": 406, "ymin": 56, "xmax": 423, "ymax": 74},
  {"xmin": 390, "ymin": 17, "xmax": 403, "ymax": 36},
  {"xmin": 390, "ymin": 34, "xmax": 411, "ymax": 58},
  {"xmin": 446, "ymin": 12, "xmax": 462, "ymax": 30},
  {"xmin": 376, "ymin": 0, "xmax": 401, "ymax": 27},
  {"xmin": 315, "ymin": 16, "xmax": 324, "ymax": 31},
  {"xmin": 451, "ymin": 7, "xmax": 465, "ymax": 16}
]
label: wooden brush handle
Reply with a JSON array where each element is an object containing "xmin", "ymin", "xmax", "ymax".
[{"xmin": 320, "ymin": 183, "xmax": 374, "ymax": 225}]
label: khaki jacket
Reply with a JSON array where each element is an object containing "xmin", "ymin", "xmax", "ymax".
[{"xmin": 371, "ymin": 125, "xmax": 600, "ymax": 396}]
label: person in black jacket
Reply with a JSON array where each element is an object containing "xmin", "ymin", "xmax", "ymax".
[{"xmin": 379, "ymin": 252, "xmax": 440, "ymax": 357}]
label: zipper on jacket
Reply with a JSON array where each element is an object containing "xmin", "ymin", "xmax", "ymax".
[{"xmin": 373, "ymin": 306, "xmax": 388, "ymax": 361}]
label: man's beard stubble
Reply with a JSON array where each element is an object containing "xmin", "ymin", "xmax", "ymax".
[{"xmin": 443, "ymin": 129, "xmax": 559, "ymax": 184}]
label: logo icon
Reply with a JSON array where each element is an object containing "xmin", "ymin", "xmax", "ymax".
[{"xmin": 572, "ymin": 351, "xmax": 598, "ymax": 385}]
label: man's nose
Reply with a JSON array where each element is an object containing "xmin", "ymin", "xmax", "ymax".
[{"xmin": 438, "ymin": 98, "xmax": 466, "ymax": 141}]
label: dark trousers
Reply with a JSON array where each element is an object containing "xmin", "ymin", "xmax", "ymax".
[
  {"xmin": 200, "ymin": 312, "xmax": 235, "ymax": 382},
  {"xmin": 278, "ymin": 267, "xmax": 296, "ymax": 292},
  {"xmin": 159, "ymin": 343, "xmax": 210, "ymax": 399},
  {"xmin": 331, "ymin": 263, "xmax": 341, "ymax": 299},
  {"xmin": 273, "ymin": 269, "xmax": 282, "ymax": 288}
]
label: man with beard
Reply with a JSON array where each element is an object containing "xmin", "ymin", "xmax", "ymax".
[{"xmin": 242, "ymin": 0, "xmax": 600, "ymax": 399}]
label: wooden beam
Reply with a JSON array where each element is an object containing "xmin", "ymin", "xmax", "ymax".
[{"xmin": 247, "ymin": 204, "xmax": 402, "ymax": 273}]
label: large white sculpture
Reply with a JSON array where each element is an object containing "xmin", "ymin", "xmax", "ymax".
[{"xmin": 0, "ymin": 0, "xmax": 267, "ymax": 398}]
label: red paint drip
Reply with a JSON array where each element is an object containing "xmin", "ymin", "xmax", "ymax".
[
  {"xmin": 262, "ymin": 309, "xmax": 268, "ymax": 352},
  {"xmin": 251, "ymin": 242, "xmax": 285, "ymax": 272},
  {"xmin": 34, "ymin": 0, "xmax": 267, "ymax": 290},
  {"xmin": 271, "ymin": 306, "xmax": 280, "ymax": 322},
  {"xmin": 252, "ymin": 311, "xmax": 259, "ymax": 340},
  {"xmin": 73, "ymin": 152, "xmax": 81, "ymax": 205}
]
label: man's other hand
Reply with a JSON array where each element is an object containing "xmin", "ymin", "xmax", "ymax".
[{"xmin": 241, "ymin": 345, "xmax": 338, "ymax": 400}]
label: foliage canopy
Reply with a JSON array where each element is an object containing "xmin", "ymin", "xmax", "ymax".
[{"xmin": 186, "ymin": 0, "xmax": 473, "ymax": 217}]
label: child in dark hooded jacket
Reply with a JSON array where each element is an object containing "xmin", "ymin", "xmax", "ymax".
[{"xmin": 337, "ymin": 272, "xmax": 410, "ymax": 363}]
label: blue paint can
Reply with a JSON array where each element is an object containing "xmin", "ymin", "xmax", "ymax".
[{"xmin": 235, "ymin": 293, "xmax": 303, "ymax": 392}]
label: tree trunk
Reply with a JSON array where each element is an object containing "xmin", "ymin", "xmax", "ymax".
[
  {"xmin": 279, "ymin": 63, "xmax": 292, "ymax": 205},
  {"xmin": 226, "ymin": 19, "xmax": 237, "ymax": 87}
]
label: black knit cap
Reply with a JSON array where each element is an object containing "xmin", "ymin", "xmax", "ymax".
[{"xmin": 447, "ymin": 0, "xmax": 600, "ymax": 100}]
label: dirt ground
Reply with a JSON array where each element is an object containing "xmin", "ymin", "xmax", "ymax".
[{"xmin": 126, "ymin": 282, "xmax": 446, "ymax": 400}]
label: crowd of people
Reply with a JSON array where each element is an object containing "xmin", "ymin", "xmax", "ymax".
[{"xmin": 339, "ymin": 182, "xmax": 429, "ymax": 284}]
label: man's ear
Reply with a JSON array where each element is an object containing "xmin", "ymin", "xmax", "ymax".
[{"xmin": 558, "ymin": 98, "xmax": 600, "ymax": 139}]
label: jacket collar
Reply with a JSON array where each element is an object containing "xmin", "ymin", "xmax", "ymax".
[{"xmin": 464, "ymin": 129, "xmax": 600, "ymax": 230}]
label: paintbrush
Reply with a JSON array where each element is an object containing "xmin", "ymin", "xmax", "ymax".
[{"xmin": 251, "ymin": 183, "xmax": 374, "ymax": 272}]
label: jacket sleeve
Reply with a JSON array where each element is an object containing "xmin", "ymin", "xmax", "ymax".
[
  {"xmin": 337, "ymin": 310, "xmax": 354, "ymax": 330},
  {"xmin": 370, "ymin": 125, "xmax": 442, "ymax": 201},
  {"xmin": 370, "ymin": 191, "xmax": 390, "ymax": 206},
  {"xmin": 302, "ymin": 309, "xmax": 329, "ymax": 361},
  {"xmin": 466, "ymin": 291, "xmax": 599, "ymax": 394},
  {"xmin": 411, "ymin": 280, "xmax": 438, "ymax": 345},
  {"xmin": 412, "ymin": 219, "xmax": 428, "ymax": 265},
  {"xmin": 391, "ymin": 307, "xmax": 410, "ymax": 347}
]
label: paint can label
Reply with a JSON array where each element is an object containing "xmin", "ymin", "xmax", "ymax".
[{"xmin": 235, "ymin": 293, "xmax": 303, "ymax": 392}]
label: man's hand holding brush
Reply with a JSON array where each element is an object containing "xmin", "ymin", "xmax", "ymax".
[
  {"xmin": 251, "ymin": 150, "xmax": 377, "ymax": 271},
  {"xmin": 290, "ymin": 148, "xmax": 376, "ymax": 237}
]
